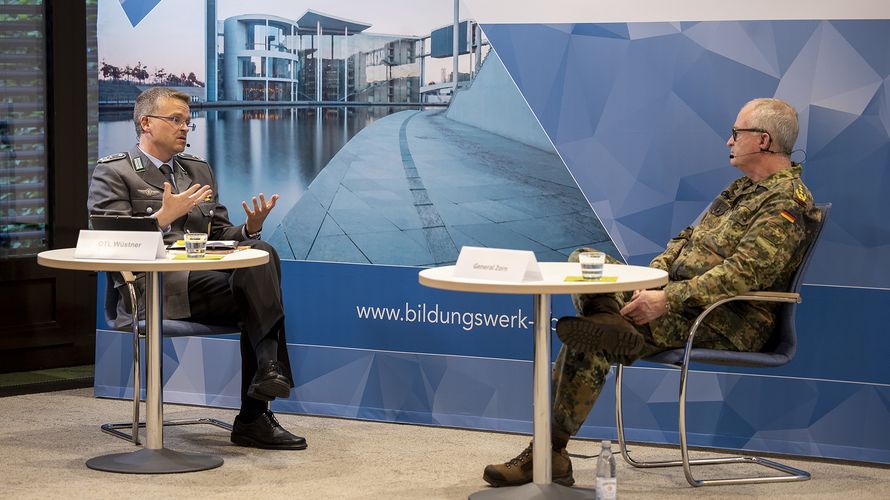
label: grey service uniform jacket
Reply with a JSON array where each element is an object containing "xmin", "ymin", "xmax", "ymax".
[{"xmin": 88, "ymin": 146, "xmax": 247, "ymax": 327}]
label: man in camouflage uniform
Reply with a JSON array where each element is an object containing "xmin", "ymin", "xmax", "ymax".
[{"xmin": 483, "ymin": 98, "xmax": 822, "ymax": 487}]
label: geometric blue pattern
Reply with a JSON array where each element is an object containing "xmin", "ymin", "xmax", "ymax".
[
  {"xmin": 595, "ymin": 366, "xmax": 890, "ymax": 463},
  {"xmin": 483, "ymin": 20, "xmax": 890, "ymax": 288},
  {"xmin": 117, "ymin": 0, "xmax": 163, "ymax": 27},
  {"xmin": 471, "ymin": 19, "xmax": 890, "ymax": 464},
  {"xmin": 94, "ymin": 328, "xmax": 890, "ymax": 464},
  {"xmin": 93, "ymin": 266, "xmax": 890, "ymax": 464},
  {"xmin": 94, "ymin": 331, "xmax": 243, "ymax": 408},
  {"xmin": 94, "ymin": 331, "xmax": 537, "ymax": 432},
  {"xmin": 92, "ymin": 15, "xmax": 890, "ymax": 466}
]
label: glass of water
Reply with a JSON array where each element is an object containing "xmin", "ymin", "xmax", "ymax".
[
  {"xmin": 578, "ymin": 251, "xmax": 605, "ymax": 280},
  {"xmin": 184, "ymin": 232, "xmax": 208, "ymax": 258}
]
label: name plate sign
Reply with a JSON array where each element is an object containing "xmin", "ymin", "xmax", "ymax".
[
  {"xmin": 453, "ymin": 246, "xmax": 543, "ymax": 282},
  {"xmin": 74, "ymin": 230, "xmax": 165, "ymax": 260}
]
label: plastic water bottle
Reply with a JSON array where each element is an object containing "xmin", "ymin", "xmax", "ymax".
[{"xmin": 595, "ymin": 440, "xmax": 617, "ymax": 499}]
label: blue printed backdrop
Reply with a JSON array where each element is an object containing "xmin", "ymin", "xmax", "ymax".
[
  {"xmin": 483, "ymin": 20, "xmax": 890, "ymax": 288},
  {"xmin": 476, "ymin": 19, "xmax": 890, "ymax": 463},
  {"xmin": 281, "ymin": 261, "xmax": 571, "ymax": 360},
  {"xmin": 94, "ymin": 14, "xmax": 890, "ymax": 464}
]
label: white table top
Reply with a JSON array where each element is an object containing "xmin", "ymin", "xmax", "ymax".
[
  {"xmin": 419, "ymin": 262, "xmax": 668, "ymax": 295},
  {"xmin": 37, "ymin": 247, "xmax": 268, "ymax": 272}
]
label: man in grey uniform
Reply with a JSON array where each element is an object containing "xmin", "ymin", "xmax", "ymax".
[{"xmin": 89, "ymin": 87, "xmax": 305, "ymax": 450}]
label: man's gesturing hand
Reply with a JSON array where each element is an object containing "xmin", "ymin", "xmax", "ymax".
[
  {"xmin": 156, "ymin": 182, "xmax": 212, "ymax": 228},
  {"xmin": 619, "ymin": 290, "xmax": 667, "ymax": 325},
  {"xmin": 242, "ymin": 193, "xmax": 279, "ymax": 235}
]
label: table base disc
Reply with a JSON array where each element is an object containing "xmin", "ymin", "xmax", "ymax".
[
  {"xmin": 86, "ymin": 447, "xmax": 223, "ymax": 474},
  {"xmin": 469, "ymin": 482, "xmax": 597, "ymax": 499}
]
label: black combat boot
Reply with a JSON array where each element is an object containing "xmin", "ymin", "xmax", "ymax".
[{"xmin": 557, "ymin": 295, "xmax": 645, "ymax": 355}]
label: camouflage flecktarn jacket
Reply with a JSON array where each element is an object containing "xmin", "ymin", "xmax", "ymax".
[{"xmin": 650, "ymin": 163, "xmax": 822, "ymax": 350}]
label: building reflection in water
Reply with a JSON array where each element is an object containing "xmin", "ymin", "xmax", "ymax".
[{"xmin": 97, "ymin": 105, "xmax": 415, "ymax": 231}]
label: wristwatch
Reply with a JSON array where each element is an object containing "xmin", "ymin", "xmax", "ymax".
[{"xmin": 247, "ymin": 227, "xmax": 262, "ymax": 240}]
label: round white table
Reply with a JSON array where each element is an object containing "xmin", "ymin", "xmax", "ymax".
[
  {"xmin": 38, "ymin": 248, "xmax": 269, "ymax": 474},
  {"xmin": 419, "ymin": 262, "xmax": 668, "ymax": 499}
]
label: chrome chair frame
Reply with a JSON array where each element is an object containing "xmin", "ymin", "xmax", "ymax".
[
  {"xmin": 101, "ymin": 271, "xmax": 234, "ymax": 445},
  {"xmin": 614, "ymin": 202, "xmax": 830, "ymax": 486}
]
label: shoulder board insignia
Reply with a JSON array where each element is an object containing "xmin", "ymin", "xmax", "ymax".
[
  {"xmin": 132, "ymin": 156, "xmax": 145, "ymax": 172},
  {"xmin": 793, "ymin": 182, "xmax": 808, "ymax": 207},
  {"xmin": 177, "ymin": 152, "xmax": 207, "ymax": 163},
  {"xmin": 97, "ymin": 152, "xmax": 127, "ymax": 164}
]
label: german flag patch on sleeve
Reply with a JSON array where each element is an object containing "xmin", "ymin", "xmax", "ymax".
[{"xmin": 780, "ymin": 209, "xmax": 797, "ymax": 223}]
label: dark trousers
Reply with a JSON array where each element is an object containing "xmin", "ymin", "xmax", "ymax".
[{"xmin": 185, "ymin": 240, "xmax": 292, "ymax": 413}]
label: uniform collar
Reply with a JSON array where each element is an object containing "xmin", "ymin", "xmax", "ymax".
[
  {"xmin": 756, "ymin": 162, "xmax": 801, "ymax": 188},
  {"xmin": 129, "ymin": 146, "xmax": 167, "ymax": 190},
  {"xmin": 736, "ymin": 162, "xmax": 801, "ymax": 196},
  {"xmin": 133, "ymin": 146, "xmax": 194, "ymax": 192},
  {"xmin": 138, "ymin": 146, "xmax": 172, "ymax": 170}
]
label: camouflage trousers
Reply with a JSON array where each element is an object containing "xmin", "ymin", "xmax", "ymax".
[{"xmin": 551, "ymin": 248, "xmax": 764, "ymax": 436}]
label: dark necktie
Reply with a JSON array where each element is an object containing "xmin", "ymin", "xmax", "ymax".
[{"xmin": 158, "ymin": 163, "xmax": 176, "ymax": 192}]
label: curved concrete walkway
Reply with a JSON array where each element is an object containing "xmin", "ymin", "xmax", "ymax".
[{"xmin": 270, "ymin": 109, "xmax": 614, "ymax": 266}]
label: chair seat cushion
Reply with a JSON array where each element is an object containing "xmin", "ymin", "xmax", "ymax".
[
  {"xmin": 116, "ymin": 320, "xmax": 239, "ymax": 338},
  {"xmin": 645, "ymin": 348, "xmax": 791, "ymax": 368}
]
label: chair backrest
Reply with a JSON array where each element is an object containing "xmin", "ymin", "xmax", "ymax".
[
  {"xmin": 102, "ymin": 271, "xmax": 122, "ymax": 328},
  {"xmin": 102, "ymin": 272, "xmax": 238, "ymax": 337},
  {"xmin": 761, "ymin": 202, "xmax": 831, "ymax": 361},
  {"xmin": 645, "ymin": 202, "xmax": 831, "ymax": 368}
]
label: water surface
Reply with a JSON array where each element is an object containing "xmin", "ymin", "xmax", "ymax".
[{"xmin": 98, "ymin": 106, "xmax": 415, "ymax": 230}]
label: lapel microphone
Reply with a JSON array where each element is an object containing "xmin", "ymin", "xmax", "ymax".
[
  {"xmin": 729, "ymin": 148, "xmax": 773, "ymax": 159},
  {"xmin": 729, "ymin": 150, "xmax": 760, "ymax": 159}
]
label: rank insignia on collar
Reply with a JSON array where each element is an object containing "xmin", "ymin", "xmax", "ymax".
[{"xmin": 132, "ymin": 156, "xmax": 145, "ymax": 172}]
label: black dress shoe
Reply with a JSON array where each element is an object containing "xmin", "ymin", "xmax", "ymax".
[
  {"xmin": 247, "ymin": 360, "xmax": 291, "ymax": 401},
  {"xmin": 231, "ymin": 411, "xmax": 307, "ymax": 450}
]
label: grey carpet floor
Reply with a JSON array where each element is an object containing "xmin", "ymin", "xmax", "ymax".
[{"xmin": 1, "ymin": 388, "xmax": 887, "ymax": 499}]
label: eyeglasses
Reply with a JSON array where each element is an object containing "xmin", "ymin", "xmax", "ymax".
[
  {"xmin": 731, "ymin": 127, "xmax": 766, "ymax": 141},
  {"xmin": 145, "ymin": 114, "xmax": 196, "ymax": 131}
]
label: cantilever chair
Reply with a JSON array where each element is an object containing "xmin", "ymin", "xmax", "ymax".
[
  {"xmin": 101, "ymin": 272, "xmax": 238, "ymax": 444},
  {"xmin": 615, "ymin": 202, "xmax": 831, "ymax": 486}
]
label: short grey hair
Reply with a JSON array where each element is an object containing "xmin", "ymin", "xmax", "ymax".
[
  {"xmin": 133, "ymin": 87, "xmax": 191, "ymax": 138},
  {"xmin": 744, "ymin": 98, "xmax": 799, "ymax": 155}
]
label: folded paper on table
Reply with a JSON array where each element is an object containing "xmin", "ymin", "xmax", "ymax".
[
  {"xmin": 169, "ymin": 240, "xmax": 237, "ymax": 250},
  {"xmin": 172, "ymin": 253, "xmax": 226, "ymax": 260},
  {"xmin": 564, "ymin": 276, "xmax": 618, "ymax": 282}
]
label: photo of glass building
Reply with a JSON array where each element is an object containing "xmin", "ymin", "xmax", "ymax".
[{"xmin": 217, "ymin": 10, "xmax": 421, "ymax": 103}]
